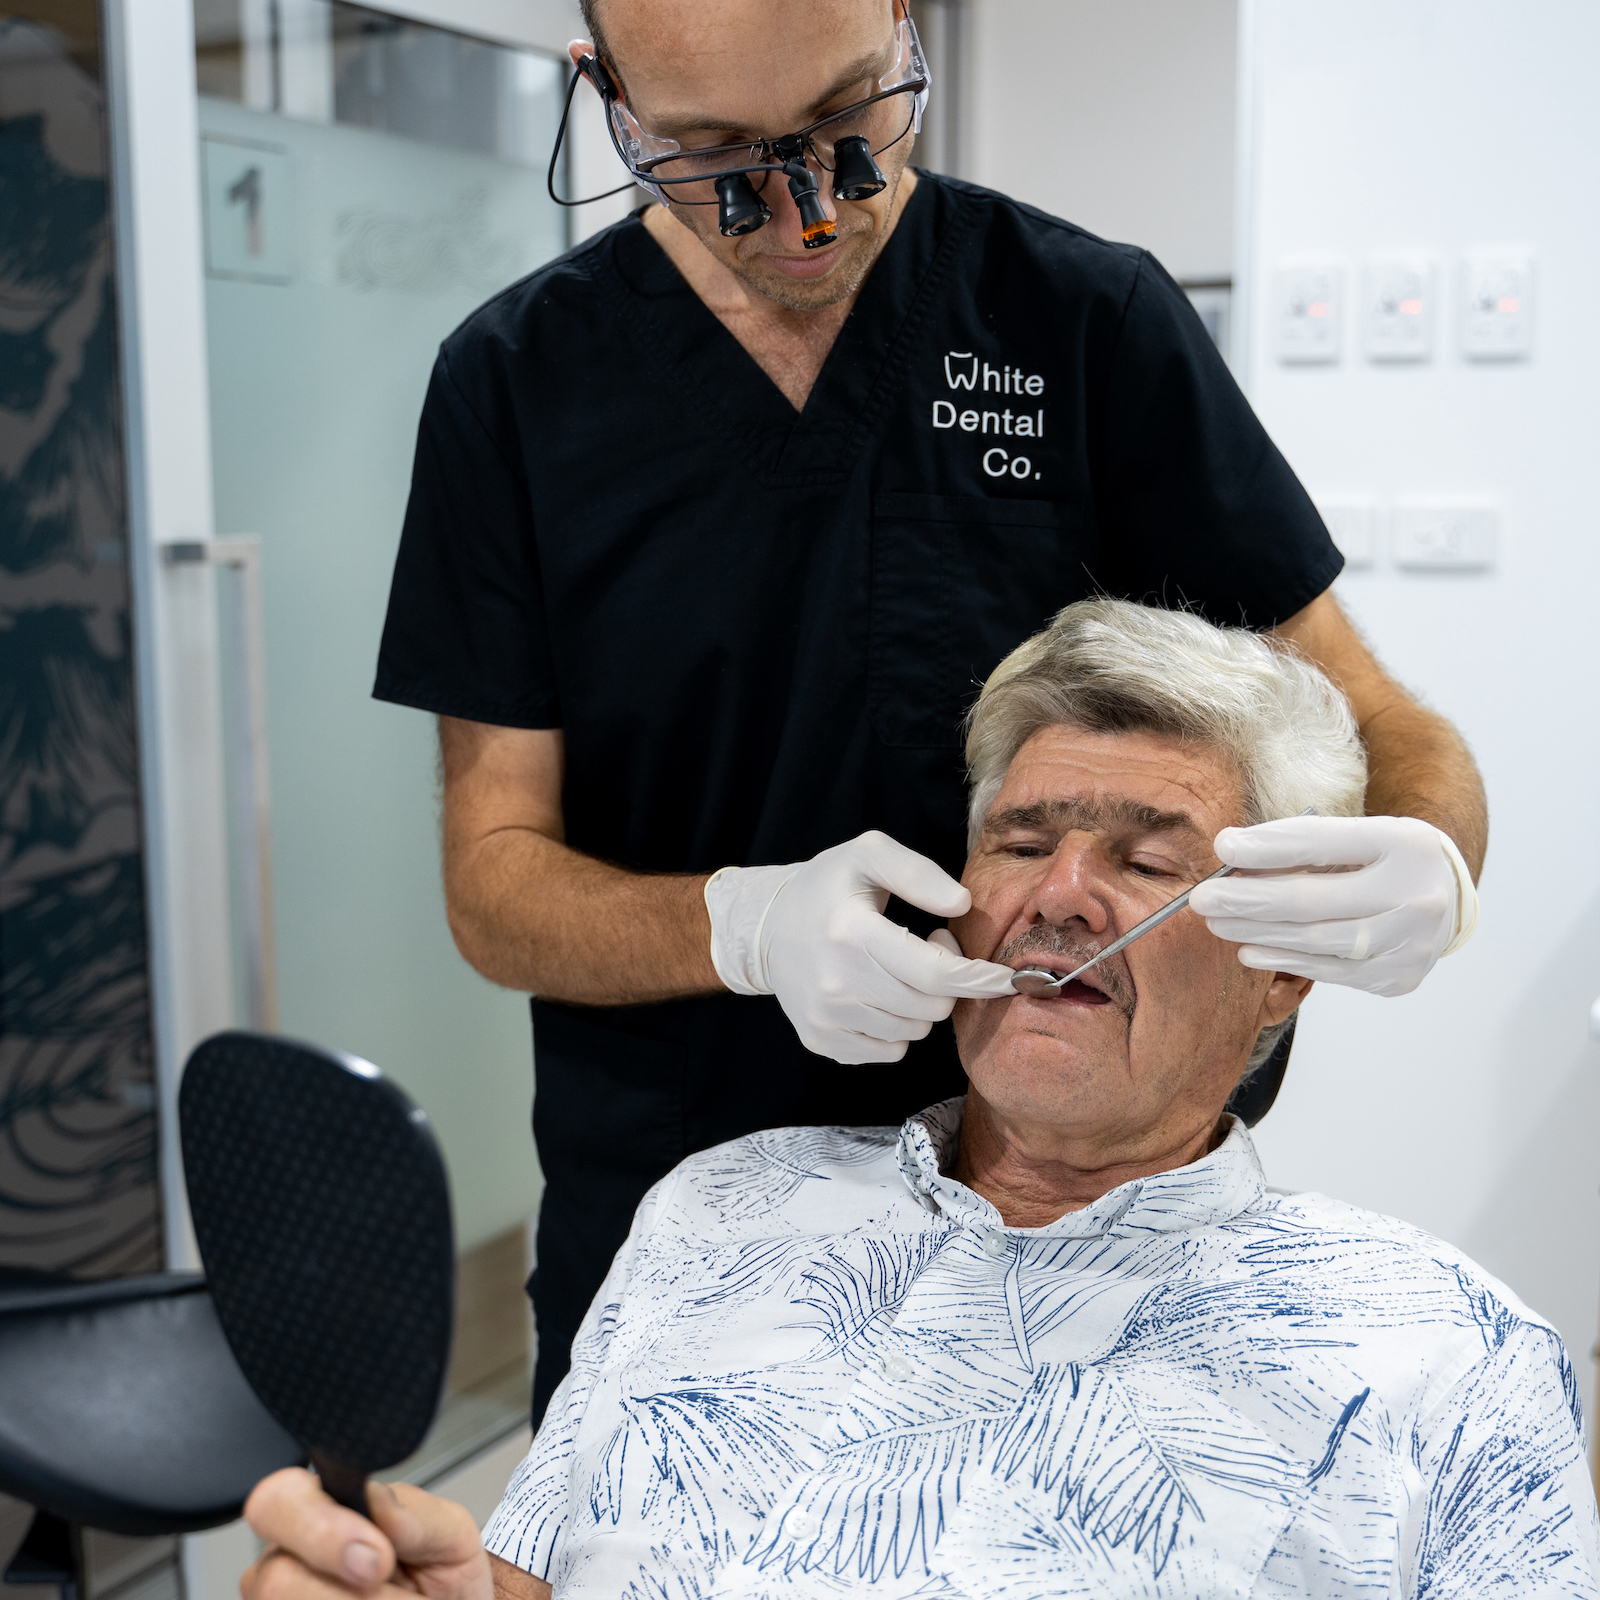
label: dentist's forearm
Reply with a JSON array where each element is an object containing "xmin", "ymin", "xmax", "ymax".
[
  {"xmin": 1358, "ymin": 700, "xmax": 1487, "ymax": 882},
  {"xmin": 1273, "ymin": 591, "xmax": 1487, "ymax": 880},
  {"xmin": 439, "ymin": 715, "xmax": 722, "ymax": 1003}
]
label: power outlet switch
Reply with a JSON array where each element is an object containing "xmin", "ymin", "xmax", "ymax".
[
  {"xmin": 1272, "ymin": 263, "xmax": 1342, "ymax": 364},
  {"xmin": 1364, "ymin": 259, "xmax": 1433, "ymax": 361},
  {"xmin": 1462, "ymin": 252, "xmax": 1534, "ymax": 360},
  {"xmin": 1393, "ymin": 503, "xmax": 1497, "ymax": 571}
]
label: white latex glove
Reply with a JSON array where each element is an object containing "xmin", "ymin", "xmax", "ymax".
[
  {"xmin": 705, "ymin": 831, "xmax": 1018, "ymax": 1064},
  {"xmin": 1188, "ymin": 814, "xmax": 1479, "ymax": 998}
]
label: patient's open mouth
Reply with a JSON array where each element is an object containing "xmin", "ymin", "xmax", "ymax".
[
  {"xmin": 1052, "ymin": 977, "xmax": 1112, "ymax": 1005},
  {"xmin": 1017, "ymin": 967, "xmax": 1114, "ymax": 1006},
  {"xmin": 999, "ymin": 934, "xmax": 1133, "ymax": 1013}
]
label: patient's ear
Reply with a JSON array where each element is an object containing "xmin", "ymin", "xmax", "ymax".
[{"xmin": 1254, "ymin": 972, "xmax": 1313, "ymax": 1031}]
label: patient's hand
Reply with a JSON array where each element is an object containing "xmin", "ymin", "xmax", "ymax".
[{"xmin": 241, "ymin": 1468, "xmax": 551, "ymax": 1600}]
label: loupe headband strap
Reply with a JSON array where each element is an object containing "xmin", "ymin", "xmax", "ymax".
[{"xmin": 547, "ymin": 52, "xmax": 638, "ymax": 208}]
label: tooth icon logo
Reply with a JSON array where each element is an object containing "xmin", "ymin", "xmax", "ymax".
[{"xmin": 944, "ymin": 352, "xmax": 978, "ymax": 390}]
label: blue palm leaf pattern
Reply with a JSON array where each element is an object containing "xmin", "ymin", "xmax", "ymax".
[
  {"xmin": 698, "ymin": 1126, "xmax": 893, "ymax": 1223},
  {"xmin": 593, "ymin": 1378, "xmax": 817, "ymax": 1549},
  {"xmin": 755, "ymin": 1362, "xmax": 1305, "ymax": 1587},
  {"xmin": 992, "ymin": 1365, "xmax": 1305, "ymax": 1568},
  {"xmin": 753, "ymin": 1410, "xmax": 994, "ymax": 1582},
  {"xmin": 786, "ymin": 1235, "xmax": 954, "ymax": 1365},
  {"xmin": 679, "ymin": 1238, "xmax": 814, "ymax": 1316}
]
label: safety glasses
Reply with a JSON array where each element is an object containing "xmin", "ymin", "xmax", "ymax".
[{"xmin": 549, "ymin": 11, "xmax": 931, "ymax": 248}]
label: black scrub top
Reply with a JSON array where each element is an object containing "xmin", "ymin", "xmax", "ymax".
[{"xmin": 374, "ymin": 171, "xmax": 1342, "ymax": 1418}]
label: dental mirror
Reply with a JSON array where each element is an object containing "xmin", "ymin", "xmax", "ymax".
[{"xmin": 179, "ymin": 1031, "xmax": 454, "ymax": 1515}]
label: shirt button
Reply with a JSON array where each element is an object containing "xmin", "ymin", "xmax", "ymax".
[
  {"xmin": 882, "ymin": 1352, "xmax": 915, "ymax": 1382},
  {"xmin": 786, "ymin": 1510, "xmax": 819, "ymax": 1539},
  {"xmin": 981, "ymin": 1228, "xmax": 1010, "ymax": 1259}
]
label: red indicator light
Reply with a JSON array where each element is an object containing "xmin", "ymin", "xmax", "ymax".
[
  {"xmin": 1398, "ymin": 298, "xmax": 1422, "ymax": 315},
  {"xmin": 1497, "ymin": 296, "xmax": 1520, "ymax": 313}
]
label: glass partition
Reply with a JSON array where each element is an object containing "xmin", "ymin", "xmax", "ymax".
[{"xmin": 192, "ymin": 1, "xmax": 567, "ymax": 1255}]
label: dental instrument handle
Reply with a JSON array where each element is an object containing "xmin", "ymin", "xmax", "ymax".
[
  {"xmin": 1053, "ymin": 863, "xmax": 1239, "ymax": 986},
  {"xmin": 1010, "ymin": 808, "xmax": 1317, "ymax": 996}
]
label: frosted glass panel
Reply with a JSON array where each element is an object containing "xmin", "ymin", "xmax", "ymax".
[{"xmin": 198, "ymin": 68, "xmax": 564, "ymax": 1249}]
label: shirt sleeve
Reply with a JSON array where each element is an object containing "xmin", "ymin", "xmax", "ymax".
[
  {"xmin": 372, "ymin": 344, "xmax": 560, "ymax": 728},
  {"xmin": 1090, "ymin": 251, "xmax": 1344, "ymax": 631},
  {"xmin": 480, "ymin": 1173, "xmax": 674, "ymax": 1579},
  {"xmin": 1406, "ymin": 1321, "xmax": 1600, "ymax": 1598}
]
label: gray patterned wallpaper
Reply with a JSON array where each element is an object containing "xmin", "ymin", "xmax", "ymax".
[{"xmin": 0, "ymin": 10, "xmax": 161, "ymax": 1277}]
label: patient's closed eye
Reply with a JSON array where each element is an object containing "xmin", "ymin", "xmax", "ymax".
[
  {"xmin": 990, "ymin": 830, "xmax": 1058, "ymax": 859},
  {"xmin": 1127, "ymin": 856, "xmax": 1183, "ymax": 877}
]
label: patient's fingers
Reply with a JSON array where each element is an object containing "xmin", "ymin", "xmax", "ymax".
[
  {"xmin": 365, "ymin": 1482, "xmax": 490, "ymax": 1597},
  {"xmin": 245, "ymin": 1469, "xmax": 395, "ymax": 1590},
  {"xmin": 245, "ymin": 1545, "xmax": 392, "ymax": 1600},
  {"xmin": 242, "ymin": 1474, "xmax": 491, "ymax": 1600}
]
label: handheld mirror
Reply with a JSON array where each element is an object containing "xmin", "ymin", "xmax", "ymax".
[{"xmin": 180, "ymin": 1031, "xmax": 454, "ymax": 1514}]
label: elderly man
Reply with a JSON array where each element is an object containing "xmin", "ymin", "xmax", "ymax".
[{"xmin": 246, "ymin": 601, "xmax": 1586, "ymax": 1599}]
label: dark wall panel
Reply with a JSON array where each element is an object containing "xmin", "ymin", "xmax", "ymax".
[{"xmin": 0, "ymin": 5, "xmax": 161, "ymax": 1277}]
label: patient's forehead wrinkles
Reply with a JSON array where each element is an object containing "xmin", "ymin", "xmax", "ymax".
[{"xmin": 985, "ymin": 794, "xmax": 1202, "ymax": 839}]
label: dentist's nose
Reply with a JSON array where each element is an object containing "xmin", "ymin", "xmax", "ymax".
[{"xmin": 1025, "ymin": 834, "xmax": 1115, "ymax": 936}]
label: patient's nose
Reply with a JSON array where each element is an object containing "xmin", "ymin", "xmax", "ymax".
[{"xmin": 1025, "ymin": 833, "xmax": 1114, "ymax": 936}]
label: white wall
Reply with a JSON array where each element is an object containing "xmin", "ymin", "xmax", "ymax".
[
  {"xmin": 1236, "ymin": 0, "xmax": 1600, "ymax": 1390},
  {"xmin": 963, "ymin": 0, "xmax": 1600, "ymax": 1397},
  {"xmin": 967, "ymin": 0, "xmax": 1236, "ymax": 281}
]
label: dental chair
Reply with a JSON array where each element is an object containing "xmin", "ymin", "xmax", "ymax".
[
  {"xmin": 1227, "ymin": 1016, "xmax": 1295, "ymax": 1128},
  {"xmin": 0, "ymin": 1267, "xmax": 302, "ymax": 1599}
]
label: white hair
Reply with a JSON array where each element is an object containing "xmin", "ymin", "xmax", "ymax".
[{"xmin": 963, "ymin": 598, "xmax": 1368, "ymax": 1078}]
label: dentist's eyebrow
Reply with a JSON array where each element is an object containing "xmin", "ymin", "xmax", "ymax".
[{"xmin": 982, "ymin": 795, "xmax": 1201, "ymax": 840}]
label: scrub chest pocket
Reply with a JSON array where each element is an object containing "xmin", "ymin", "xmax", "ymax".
[{"xmin": 869, "ymin": 493, "xmax": 1089, "ymax": 749}]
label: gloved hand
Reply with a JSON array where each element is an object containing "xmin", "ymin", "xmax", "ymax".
[
  {"xmin": 705, "ymin": 831, "xmax": 1018, "ymax": 1064},
  {"xmin": 1188, "ymin": 814, "xmax": 1479, "ymax": 998}
]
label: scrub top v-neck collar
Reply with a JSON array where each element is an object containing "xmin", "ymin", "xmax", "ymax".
[{"xmin": 605, "ymin": 174, "xmax": 969, "ymax": 488}]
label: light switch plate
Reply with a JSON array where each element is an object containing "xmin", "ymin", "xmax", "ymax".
[
  {"xmin": 1393, "ymin": 501, "xmax": 1497, "ymax": 570},
  {"xmin": 1462, "ymin": 251, "xmax": 1533, "ymax": 360},
  {"xmin": 1315, "ymin": 499, "xmax": 1379, "ymax": 568},
  {"xmin": 1272, "ymin": 262, "xmax": 1342, "ymax": 363},
  {"xmin": 1363, "ymin": 258, "xmax": 1433, "ymax": 361}
]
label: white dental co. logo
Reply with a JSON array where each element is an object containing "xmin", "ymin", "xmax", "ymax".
[{"xmin": 932, "ymin": 352, "xmax": 1046, "ymax": 481}]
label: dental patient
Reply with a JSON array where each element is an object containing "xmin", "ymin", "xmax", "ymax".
[{"xmin": 243, "ymin": 600, "xmax": 1597, "ymax": 1599}]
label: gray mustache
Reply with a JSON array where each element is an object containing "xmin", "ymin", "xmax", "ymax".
[{"xmin": 998, "ymin": 924, "xmax": 1135, "ymax": 1014}]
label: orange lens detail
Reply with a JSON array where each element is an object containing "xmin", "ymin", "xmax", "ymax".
[{"xmin": 801, "ymin": 218, "xmax": 837, "ymax": 249}]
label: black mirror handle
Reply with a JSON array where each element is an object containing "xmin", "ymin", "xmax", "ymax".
[{"xmin": 312, "ymin": 1451, "xmax": 370, "ymax": 1516}]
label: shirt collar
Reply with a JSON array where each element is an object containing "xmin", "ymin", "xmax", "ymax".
[{"xmin": 895, "ymin": 1095, "xmax": 1268, "ymax": 1239}]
